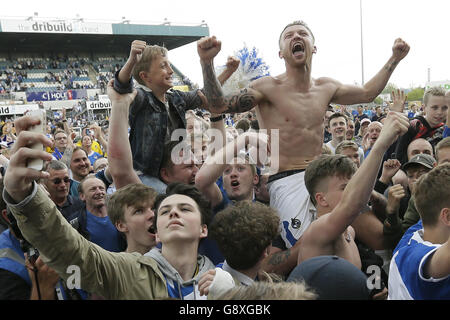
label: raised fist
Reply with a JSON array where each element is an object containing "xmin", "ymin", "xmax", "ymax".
[
  {"xmin": 392, "ymin": 38, "xmax": 410, "ymax": 61},
  {"xmin": 386, "ymin": 184, "xmax": 405, "ymax": 214},
  {"xmin": 225, "ymin": 56, "xmax": 240, "ymax": 73},
  {"xmin": 197, "ymin": 36, "xmax": 222, "ymax": 62},
  {"xmin": 129, "ymin": 40, "xmax": 147, "ymax": 64}
]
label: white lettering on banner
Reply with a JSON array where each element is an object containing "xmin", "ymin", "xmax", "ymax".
[
  {"xmin": 86, "ymin": 100, "xmax": 112, "ymax": 110},
  {"xmin": 0, "ymin": 19, "xmax": 113, "ymax": 34},
  {"xmin": 49, "ymin": 91, "xmax": 68, "ymax": 100}
]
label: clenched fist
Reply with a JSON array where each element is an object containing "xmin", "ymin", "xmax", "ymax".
[
  {"xmin": 225, "ymin": 56, "xmax": 240, "ymax": 73},
  {"xmin": 128, "ymin": 40, "xmax": 147, "ymax": 65},
  {"xmin": 392, "ymin": 38, "xmax": 410, "ymax": 61},
  {"xmin": 386, "ymin": 184, "xmax": 406, "ymax": 214},
  {"xmin": 197, "ymin": 36, "xmax": 222, "ymax": 62}
]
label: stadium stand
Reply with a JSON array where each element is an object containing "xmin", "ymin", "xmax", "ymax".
[{"xmin": 0, "ymin": 17, "xmax": 208, "ymax": 122}]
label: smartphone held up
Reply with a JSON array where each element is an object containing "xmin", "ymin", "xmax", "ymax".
[{"xmin": 26, "ymin": 109, "xmax": 46, "ymax": 171}]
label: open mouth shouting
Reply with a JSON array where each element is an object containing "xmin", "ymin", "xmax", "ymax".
[
  {"xmin": 148, "ymin": 224, "xmax": 156, "ymax": 236},
  {"xmin": 292, "ymin": 42, "xmax": 305, "ymax": 58},
  {"xmin": 230, "ymin": 180, "xmax": 240, "ymax": 190}
]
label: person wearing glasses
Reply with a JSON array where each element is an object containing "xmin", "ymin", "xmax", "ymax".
[{"xmin": 41, "ymin": 160, "xmax": 84, "ymax": 220}]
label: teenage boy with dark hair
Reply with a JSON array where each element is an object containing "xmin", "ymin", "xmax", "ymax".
[{"xmin": 107, "ymin": 183, "xmax": 158, "ymax": 255}]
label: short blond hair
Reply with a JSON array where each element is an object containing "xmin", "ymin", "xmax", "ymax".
[
  {"xmin": 435, "ymin": 137, "xmax": 450, "ymax": 163},
  {"xmin": 423, "ymin": 86, "xmax": 446, "ymax": 107},
  {"xmin": 132, "ymin": 45, "xmax": 168, "ymax": 86},
  {"xmin": 279, "ymin": 20, "xmax": 315, "ymax": 48},
  {"xmin": 335, "ymin": 140, "xmax": 359, "ymax": 154}
]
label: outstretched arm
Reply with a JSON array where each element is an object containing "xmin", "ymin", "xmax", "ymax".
[
  {"xmin": 59, "ymin": 132, "xmax": 76, "ymax": 168},
  {"xmin": 196, "ymin": 131, "xmax": 267, "ymax": 208},
  {"xmin": 198, "ymin": 36, "xmax": 264, "ymax": 114},
  {"xmin": 3, "ymin": 116, "xmax": 152, "ymax": 299},
  {"xmin": 217, "ymin": 56, "xmax": 240, "ymax": 86},
  {"xmin": 261, "ymin": 239, "xmax": 303, "ymax": 277},
  {"xmin": 90, "ymin": 124, "xmax": 108, "ymax": 155},
  {"xmin": 305, "ymin": 112, "xmax": 410, "ymax": 248},
  {"xmin": 331, "ymin": 38, "xmax": 410, "ymax": 105},
  {"xmin": 106, "ymin": 80, "xmax": 141, "ymax": 189}
]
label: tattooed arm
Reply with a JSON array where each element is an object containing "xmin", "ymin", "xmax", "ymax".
[
  {"xmin": 260, "ymin": 238, "xmax": 303, "ymax": 277},
  {"xmin": 198, "ymin": 36, "xmax": 265, "ymax": 114},
  {"xmin": 331, "ymin": 38, "xmax": 410, "ymax": 105}
]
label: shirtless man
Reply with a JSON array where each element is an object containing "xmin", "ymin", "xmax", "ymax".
[
  {"xmin": 299, "ymin": 111, "xmax": 409, "ymax": 268},
  {"xmin": 197, "ymin": 20, "xmax": 409, "ymax": 274}
]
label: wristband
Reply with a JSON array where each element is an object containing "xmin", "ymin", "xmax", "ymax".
[{"xmin": 210, "ymin": 115, "xmax": 224, "ymax": 122}]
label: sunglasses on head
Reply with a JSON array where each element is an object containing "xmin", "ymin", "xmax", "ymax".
[{"xmin": 52, "ymin": 177, "xmax": 70, "ymax": 185}]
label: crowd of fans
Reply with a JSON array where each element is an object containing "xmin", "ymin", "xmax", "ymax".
[
  {"xmin": 1, "ymin": 54, "xmax": 191, "ymax": 95},
  {"xmin": 0, "ymin": 21, "xmax": 449, "ymax": 303}
]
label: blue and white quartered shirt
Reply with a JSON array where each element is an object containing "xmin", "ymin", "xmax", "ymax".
[{"xmin": 388, "ymin": 228, "xmax": 450, "ymax": 300}]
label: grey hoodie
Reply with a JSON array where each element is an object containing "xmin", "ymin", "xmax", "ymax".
[{"xmin": 145, "ymin": 248, "xmax": 215, "ymax": 300}]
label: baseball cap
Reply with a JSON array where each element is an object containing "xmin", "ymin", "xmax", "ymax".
[
  {"xmin": 402, "ymin": 153, "xmax": 436, "ymax": 171},
  {"xmin": 287, "ymin": 255, "xmax": 370, "ymax": 300}
]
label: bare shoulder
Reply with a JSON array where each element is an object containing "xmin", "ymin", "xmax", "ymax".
[
  {"xmin": 314, "ymin": 76, "xmax": 341, "ymax": 88},
  {"xmin": 250, "ymin": 75, "xmax": 280, "ymax": 91},
  {"xmin": 302, "ymin": 216, "xmax": 327, "ymax": 243}
]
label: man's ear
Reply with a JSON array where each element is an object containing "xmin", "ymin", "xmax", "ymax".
[
  {"xmin": 278, "ymin": 50, "xmax": 284, "ymax": 59},
  {"xmin": 139, "ymin": 71, "xmax": 150, "ymax": 85},
  {"xmin": 315, "ymin": 192, "xmax": 327, "ymax": 208},
  {"xmin": 439, "ymin": 207, "xmax": 450, "ymax": 227},
  {"xmin": 115, "ymin": 221, "xmax": 128, "ymax": 233},
  {"xmin": 160, "ymin": 168, "xmax": 169, "ymax": 184},
  {"xmin": 253, "ymin": 174, "xmax": 259, "ymax": 187},
  {"xmin": 1, "ymin": 209, "xmax": 9, "ymax": 224},
  {"xmin": 199, "ymin": 224, "xmax": 208, "ymax": 239}
]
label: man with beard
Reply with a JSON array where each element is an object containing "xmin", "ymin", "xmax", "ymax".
[{"xmin": 197, "ymin": 20, "xmax": 409, "ymax": 276}]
